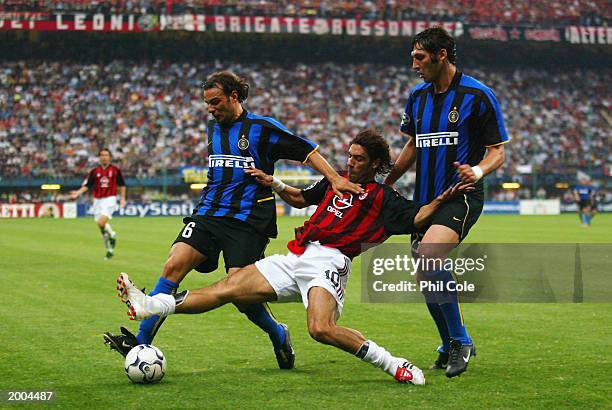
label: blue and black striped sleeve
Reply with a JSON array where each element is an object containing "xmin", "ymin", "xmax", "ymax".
[
  {"xmin": 399, "ymin": 92, "xmax": 415, "ymax": 136},
  {"xmin": 479, "ymin": 87, "xmax": 509, "ymax": 147},
  {"xmin": 268, "ymin": 128, "xmax": 319, "ymax": 163}
]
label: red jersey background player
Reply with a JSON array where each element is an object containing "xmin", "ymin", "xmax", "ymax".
[
  {"xmin": 69, "ymin": 148, "xmax": 126, "ymax": 259},
  {"xmin": 115, "ymin": 129, "xmax": 473, "ymax": 385}
]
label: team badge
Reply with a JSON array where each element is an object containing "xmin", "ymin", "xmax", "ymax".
[
  {"xmin": 238, "ymin": 135, "xmax": 249, "ymax": 150},
  {"xmin": 448, "ymin": 107, "xmax": 459, "ymax": 123},
  {"xmin": 332, "ymin": 194, "xmax": 353, "ymax": 210}
]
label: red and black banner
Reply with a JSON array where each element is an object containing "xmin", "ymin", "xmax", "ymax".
[{"xmin": 1, "ymin": 13, "xmax": 610, "ymax": 44}]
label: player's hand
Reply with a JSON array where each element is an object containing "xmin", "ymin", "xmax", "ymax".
[
  {"xmin": 244, "ymin": 167, "xmax": 274, "ymax": 187},
  {"xmin": 329, "ymin": 175, "xmax": 363, "ymax": 198},
  {"xmin": 453, "ymin": 162, "xmax": 480, "ymax": 183},
  {"xmin": 437, "ymin": 182, "xmax": 475, "ymax": 202}
]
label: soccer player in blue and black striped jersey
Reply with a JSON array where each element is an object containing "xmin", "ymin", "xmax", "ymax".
[
  {"xmin": 384, "ymin": 27, "xmax": 509, "ymax": 378},
  {"xmin": 104, "ymin": 71, "xmax": 362, "ymax": 369},
  {"xmin": 574, "ymin": 178, "xmax": 595, "ymax": 226}
]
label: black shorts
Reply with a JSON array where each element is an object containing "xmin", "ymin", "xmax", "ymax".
[
  {"xmin": 173, "ymin": 215, "xmax": 269, "ymax": 273},
  {"xmin": 412, "ymin": 191, "xmax": 484, "ymax": 244},
  {"xmin": 578, "ymin": 200, "xmax": 591, "ymax": 210}
]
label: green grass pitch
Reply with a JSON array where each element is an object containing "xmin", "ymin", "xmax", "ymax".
[{"xmin": 0, "ymin": 214, "xmax": 611, "ymax": 408}]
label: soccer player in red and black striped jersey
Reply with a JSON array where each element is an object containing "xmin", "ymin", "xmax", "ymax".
[
  {"xmin": 114, "ymin": 129, "xmax": 473, "ymax": 385},
  {"xmin": 69, "ymin": 148, "xmax": 126, "ymax": 259}
]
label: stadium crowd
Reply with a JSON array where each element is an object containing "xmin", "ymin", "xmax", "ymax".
[
  {"xmin": 1, "ymin": 60, "xmax": 609, "ymax": 185},
  {"xmin": 1, "ymin": 0, "xmax": 609, "ymax": 26}
]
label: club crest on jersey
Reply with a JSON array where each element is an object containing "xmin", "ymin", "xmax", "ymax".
[
  {"xmin": 333, "ymin": 194, "xmax": 353, "ymax": 210},
  {"xmin": 328, "ymin": 193, "xmax": 353, "ymax": 219},
  {"xmin": 448, "ymin": 107, "xmax": 459, "ymax": 123},
  {"xmin": 237, "ymin": 135, "xmax": 249, "ymax": 150}
]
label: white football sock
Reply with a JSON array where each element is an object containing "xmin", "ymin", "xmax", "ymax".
[
  {"xmin": 104, "ymin": 223, "xmax": 116, "ymax": 238},
  {"xmin": 101, "ymin": 232, "xmax": 111, "ymax": 249},
  {"xmin": 360, "ymin": 340, "xmax": 400, "ymax": 376},
  {"xmin": 149, "ymin": 293, "xmax": 176, "ymax": 316}
]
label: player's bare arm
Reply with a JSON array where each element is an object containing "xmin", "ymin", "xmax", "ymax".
[
  {"xmin": 384, "ymin": 134, "xmax": 416, "ymax": 186},
  {"xmin": 413, "ymin": 182, "xmax": 475, "ymax": 228},
  {"xmin": 245, "ymin": 168, "xmax": 310, "ymax": 208},
  {"xmin": 453, "ymin": 144, "xmax": 506, "ymax": 183},
  {"xmin": 305, "ymin": 151, "xmax": 364, "ymax": 197},
  {"xmin": 68, "ymin": 185, "xmax": 88, "ymax": 199},
  {"xmin": 119, "ymin": 185, "xmax": 127, "ymax": 208}
]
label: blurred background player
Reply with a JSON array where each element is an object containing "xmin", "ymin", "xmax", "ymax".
[
  {"xmin": 69, "ymin": 148, "xmax": 126, "ymax": 259},
  {"xmin": 573, "ymin": 177, "xmax": 595, "ymax": 226},
  {"xmin": 103, "ymin": 70, "xmax": 362, "ymax": 370},
  {"xmin": 114, "ymin": 129, "xmax": 474, "ymax": 385},
  {"xmin": 384, "ymin": 27, "xmax": 509, "ymax": 378}
]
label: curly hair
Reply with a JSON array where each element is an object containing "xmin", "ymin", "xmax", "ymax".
[
  {"xmin": 202, "ymin": 71, "xmax": 250, "ymax": 102},
  {"xmin": 350, "ymin": 129, "xmax": 393, "ymax": 175}
]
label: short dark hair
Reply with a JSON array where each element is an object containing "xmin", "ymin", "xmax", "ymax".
[
  {"xmin": 202, "ymin": 71, "xmax": 249, "ymax": 103},
  {"xmin": 412, "ymin": 26, "xmax": 457, "ymax": 64},
  {"xmin": 350, "ymin": 129, "xmax": 393, "ymax": 175},
  {"xmin": 99, "ymin": 148, "xmax": 111, "ymax": 156}
]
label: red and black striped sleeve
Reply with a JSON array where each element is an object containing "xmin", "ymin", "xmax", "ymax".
[
  {"xmin": 381, "ymin": 185, "xmax": 420, "ymax": 235},
  {"xmin": 301, "ymin": 178, "xmax": 329, "ymax": 205}
]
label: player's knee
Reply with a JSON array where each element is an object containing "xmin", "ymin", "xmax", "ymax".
[
  {"xmin": 416, "ymin": 243, "xmax": 439, "ymax": 260},
  {"xmin": 307, "ymin": 321, "xmax": 334, "ymax": 344},
  {"xmin": 162, "ymin": 258, "xmax": 187, "ymax": 282}
]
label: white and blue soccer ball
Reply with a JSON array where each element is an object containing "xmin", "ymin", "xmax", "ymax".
[{"xmin": 124, "ymin": 344, "xmax": 167, "ymax": 384}]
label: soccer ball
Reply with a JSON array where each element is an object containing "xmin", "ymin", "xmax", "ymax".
[{"xmin": 124, "ymin": 344, "xmax": 167, "ymax": 384}]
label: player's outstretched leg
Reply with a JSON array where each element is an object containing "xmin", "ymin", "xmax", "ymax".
[
  {"xmin": 117, "ymin": 273, "xmax": 177, "ymax": 319},
  {"xmin": 118, "ymin": 266, "xmax": 278, "ymax": 318},
  {"xmin": 306, "ymin": 287, "xmax": 425, "ymax": 385}
]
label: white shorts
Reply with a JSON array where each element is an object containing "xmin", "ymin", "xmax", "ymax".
[
  {"xmin": 92, "ymin": 196, "xmax": 118, "ymax": 221},
  {"xmin": 255, "ymin": 242, "xmax": 352, "ymax": 317}
]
